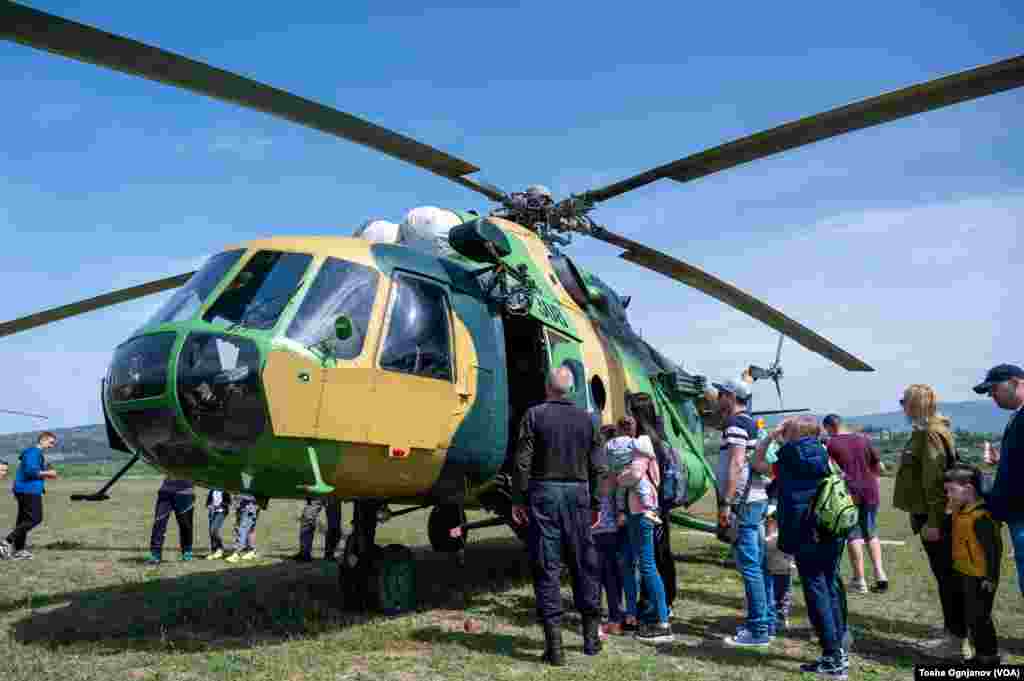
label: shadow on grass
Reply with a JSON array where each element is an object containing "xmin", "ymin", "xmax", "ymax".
[
  {"xmin": 41, "ymin": 541, "xmax": 144, "ymax": 553},
  {"xmin": 7, "ymin": 537, "xmax": 532, "ymax": 652},
  {"xmin": 410, "ymin": 629, "xmax": 542, "ymax": 663},
  {"xmin": 676, "ymin": 586, "xmax": 1024, "ymax": 663}
]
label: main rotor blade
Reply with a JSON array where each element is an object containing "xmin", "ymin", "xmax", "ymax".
[
  {"xmin": 591, "ymin": 227, "xmax": 872, "ymax": 371},
  {"xmin": 1, "ymin": 1, "xmax": 480, "ymax": 181},
  {"xmin": 0, "ymin": 272, "xmax": 193, "ymax": 339},
  {"xmin": 0, "ymin": 408, "xmax": 48, "ymax": 419},
  {"xmin": 580, "ymin": 55, "xmax": 1024, "ymax": 204},
  {"xmin": 450, "ymin": 175, "xmax": 511, "ymax": 204}
]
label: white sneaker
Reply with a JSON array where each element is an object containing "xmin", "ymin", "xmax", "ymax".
[
  {"xmin": 849, "ymin": 578, "xmax": 868, "ymax": 594},
  {"xmin": 0, "ymin": 540, "xmax": 11, "ymax": 560}
]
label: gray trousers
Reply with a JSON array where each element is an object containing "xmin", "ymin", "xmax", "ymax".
[
  {"xmin": 299, "ymin": 497, "xmax": 343, "ymax": 558},
  {"xmin": 233, "ymin": 498, "xmax": 260, "ymax": 552}
]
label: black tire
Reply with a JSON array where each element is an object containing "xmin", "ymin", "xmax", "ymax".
[
  {"xmin": 428, "ymin": 505, "xmax": 466, "ymax": 553},
  {"xmin": 339, "ymin": 533, "xmax": 367, "ymax": 611}
]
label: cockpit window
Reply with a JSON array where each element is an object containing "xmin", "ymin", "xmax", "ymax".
[
  {"xmin": 141, "ymin": 250, "xmax": 245, "ymax": 328},
  {"xmin": 203, "ymin": 251, "xmax": 313, "ymax": 331},
  {"xmin": 285, "ymin": 258, "xmax": 379, "ymax": 359},
  {"xmin": 379, "ymin": 275, "xmax": 453, "ymax": 381}
]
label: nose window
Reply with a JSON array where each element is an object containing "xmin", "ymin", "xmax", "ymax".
[
  {"xmin": 107, "ymin": 333, "xmax": 177, "ymax": 402},
  {"xmin": 177, "ymin": 333, "xmax": 267, "ymax": 452}
]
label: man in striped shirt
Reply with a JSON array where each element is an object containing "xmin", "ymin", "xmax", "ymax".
[{"xmin": 715, "ymin": 378, "xmax": 773, "ymax": 646}]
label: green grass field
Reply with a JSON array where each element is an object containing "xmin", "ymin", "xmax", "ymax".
[{"xmin": 0, "ymin": 475, "xmax": 1020, "ymax": 681}]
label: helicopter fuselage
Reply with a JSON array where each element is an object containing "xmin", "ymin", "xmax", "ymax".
[{"xmin": 103, "ymin": 218, "xmax": 712, "ymax": 509}]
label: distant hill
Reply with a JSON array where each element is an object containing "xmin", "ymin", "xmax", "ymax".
[
  {"xmin": 0, "ymin": 424, "xmax": 130, "ymax": 465},
  {"xmin": 844, "ymin": 400, "xmax": 1011, "ymax": 435}
]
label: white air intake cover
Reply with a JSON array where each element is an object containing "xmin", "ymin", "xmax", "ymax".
[
  {"xmin": 399, "ymin": 206, "xmax": 462, "ymax": 257},
  {"xmin": 354, "ymin": 219, "xmax": 400, "ymax": 243}
]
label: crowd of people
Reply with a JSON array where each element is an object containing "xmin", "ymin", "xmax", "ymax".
[
  {"xmin": 1, "ymin": 362, "xmax": 1022, "ymax": 676},
  {"xmin": 0, "ymin": 438, "xmax": 344, "ymax": 566},
  {"xmin": 509, "ymin": 364, "xmax": 1022, "ymax": 676},
  {"xmin": 143, "ymin": 481, "xmax": 344, "ymax": 566}
]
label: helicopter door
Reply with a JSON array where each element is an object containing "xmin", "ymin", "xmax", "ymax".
[
  {"xmin": 544, "ymin": 328, "xmax": 590, "ymax": 414},
  {"xmin": 365, "ymin": 273, "xmax": 460, "ymax": 451}
]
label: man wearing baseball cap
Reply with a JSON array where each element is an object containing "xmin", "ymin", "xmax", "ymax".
[
  {"xmin": 715, "ymin": 378, "xmax": 774, "ymax": 646},
  {"xmin": 973, "ymin": 364, "xmax": 1024, "ymax": 596}
]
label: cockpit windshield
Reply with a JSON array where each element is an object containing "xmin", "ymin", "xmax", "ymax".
[
  {"xmin": 141, "ymin": 249, "xmax": 245, "ymax": 329},
  {"xmin": 203, "ymin": 250, "xmax": 313, "ymax": 331},
  {"xmin": 285, "ymin": 257, "xmax": 379, "ymax": 359}
]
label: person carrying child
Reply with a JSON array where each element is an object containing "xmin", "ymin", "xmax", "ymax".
[
  {"xmin": 943, "ymin": 464, "xmax": 1003, "ymax": 666},
  {"xmin": 206, "ymin": 488, "xmax": 232, "ymax": 560},
  {"xmin": 226, "ymin": 493, "xmax": 262, "ymax": 562},
  {"xmin": 763, "ymin": 505, "xmax": 795, "ymax": 631},
  {"xmin": 616, "ymin": 426, "xmax": 673, "ymax": 643}
]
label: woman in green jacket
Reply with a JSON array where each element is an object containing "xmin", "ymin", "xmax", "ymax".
[{"xmin": 892, "ymin": 383, "xmax": 964, "ymax": 658}]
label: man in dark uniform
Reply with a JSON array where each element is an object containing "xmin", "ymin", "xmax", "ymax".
[{"xmin": 511, "ymin": 366, "xmax": 607, "ymax": 666}]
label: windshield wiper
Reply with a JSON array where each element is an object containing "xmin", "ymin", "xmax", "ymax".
[{"xmin": 226, "ymin": 280, "xmax": 304, "ymax": 333}]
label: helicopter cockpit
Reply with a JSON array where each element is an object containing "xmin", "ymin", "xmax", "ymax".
[
  {"xmin": 107, "ymin": 247, "xmax": 383, "ymax": 474},
  {"xmin": 103, "ymin": 242, "xmax": 472, "ymax": 494}
]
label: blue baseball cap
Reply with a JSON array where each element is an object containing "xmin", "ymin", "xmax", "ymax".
[{"xmin": 973, "ymin": 364, "xmax": 1024, "ymax": 394}]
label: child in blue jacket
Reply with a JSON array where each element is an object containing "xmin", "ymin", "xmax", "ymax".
[{"xmin": 1, "ymin": 432, "xmax": 59, "ymax": 560}]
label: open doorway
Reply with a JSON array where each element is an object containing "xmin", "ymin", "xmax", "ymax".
[{"xmin": 501, "ymin": 314, "xmax": 549, "ymax": 472}]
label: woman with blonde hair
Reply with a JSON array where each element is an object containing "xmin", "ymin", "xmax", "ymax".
[{"xmin": 892, "ymin": 384, "xmax": 964, "ymax": 658}]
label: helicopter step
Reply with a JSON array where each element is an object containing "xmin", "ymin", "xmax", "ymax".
[{"xmin": 340, "ymin": 500, "xmax": 417, "ymax": 615}]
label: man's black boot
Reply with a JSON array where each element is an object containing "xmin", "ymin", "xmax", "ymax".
[
  {"xmin": 583, "ymin": 615, "xmax": 603, "ymax": 655},
  {"xmin": 541, "ymin": 621, "xmax": 565, "ymax": 666}
]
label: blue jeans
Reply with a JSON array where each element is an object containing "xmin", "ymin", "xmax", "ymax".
[
  {"xmin": 1009, "ymin": 520, "xmax": 1024, "ymax": 598},
  {"xmin": 208, "ymin": 509, "xmax": 227, "ymax": 551},
  {"xmin": 795, "ymin": 536, "xmax": 847, "ymax": 656},
  {"xmin": 622, "ymin": 514, "xmax": 669, "ymax": 624},
  {"xmin": 733, "ymin": 500, "xmax": 772, "ymax": 637}
]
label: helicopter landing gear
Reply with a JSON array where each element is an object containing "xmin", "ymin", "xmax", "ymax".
[
  {"xmin": 340, "ymin": 500, "xmax": 417, "ymax": 615},
  {"xmin": 428, "ymin": 504, "xmax": 467, "ymax": 554}
]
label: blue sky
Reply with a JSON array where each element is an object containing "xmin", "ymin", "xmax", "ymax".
[{"xmin": 2, "ymin": 1, "xmax": 1022, "ymax": 433}]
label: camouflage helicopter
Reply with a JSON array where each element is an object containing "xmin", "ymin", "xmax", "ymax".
[{"xmin": 2, "ymin": 2, "xmax": 1023, "ymax": 612}]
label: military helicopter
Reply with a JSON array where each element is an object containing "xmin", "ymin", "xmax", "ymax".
[{"xmin": 2, "ymin": 2, "xmax": 1022, "ymax": 612}]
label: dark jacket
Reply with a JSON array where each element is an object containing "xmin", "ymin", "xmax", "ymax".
[
  {"xmin": 206, "ymin": 489, "xmax": 232, "ymax": 510},
  {"xmin": 512, "ymin": 399, "xmax": 607, "ymax": 509},
  {"xmin": 775, "ymin": 436, "xmax": 830, "ymax": 555},
  {"xmin": 892, "ymin": 416, "xmax": 954, "ymax": 529},
  {"xmin": 986, "ymin": 408, "xmax": 1023, "ymax": 523},
  {"xmin": 13, "ymin": 446, "xmax": 47, "ymax": 495}
]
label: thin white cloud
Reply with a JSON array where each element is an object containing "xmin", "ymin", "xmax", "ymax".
[
  {"xmin": 617, "ymin": 193, "xmax": 1023, "ymax": 416},
  {"xmin": 209, "ymin": 135, "xmax": 273, "ymax": 161}
]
